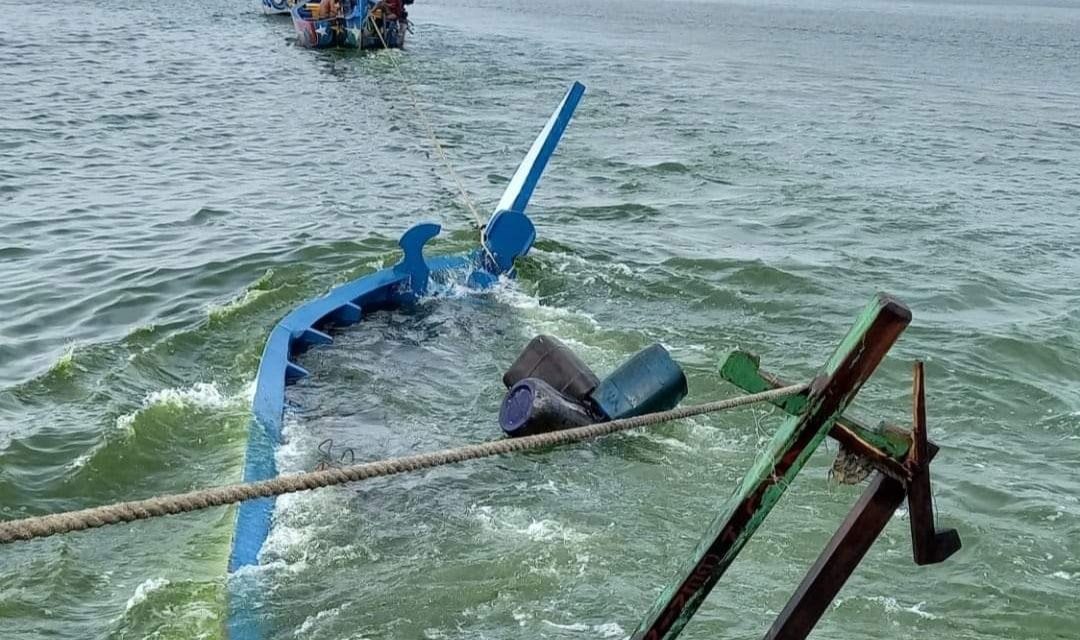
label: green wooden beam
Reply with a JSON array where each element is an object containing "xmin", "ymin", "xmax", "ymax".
[
  {"xmin": 764, "ymin": 366, "xmax": 960, "ymax": 639},
  {"xmin": 630, "ymin": 294, "xmax": 911, "ymax": 640},
  {"xmin": 720, "ymin": 350, "xmax": 909, "ymax": 460},
  {"xmin": 720, "ymin": 350, "xmax": 913, "ymax": 484}
]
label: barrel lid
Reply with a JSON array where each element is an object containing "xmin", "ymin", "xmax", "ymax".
[{"xmin": 499, "ymin": 381, "xmax": 536, "ymax": 436}]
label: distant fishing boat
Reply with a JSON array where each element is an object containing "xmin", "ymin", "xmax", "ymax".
[
  {"xmin": 226, "ymin": 82, "xmax": 586, "ymax": 638},
  {"xmin": 291, "ymin": 0, "xmax": 410, "ymax": 49}
]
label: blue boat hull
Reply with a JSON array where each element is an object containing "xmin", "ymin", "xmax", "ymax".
[{"xmin": 226, "ymin": 82, "xmax": 587, "ymax": 639}]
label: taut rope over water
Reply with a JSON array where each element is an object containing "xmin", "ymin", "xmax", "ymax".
[
  {"xmin": 0, "ymin": 383, "xmax": 806, "ymax": 545},
  {"xmin": 366, "ymin": 12, "xmax": 493, "ymax": 258}
]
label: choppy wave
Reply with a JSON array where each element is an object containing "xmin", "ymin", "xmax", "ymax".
[
  {"xmin": 65, "ymin": 380, "xmax": 246, "ymax": 475},
  {"xmin": 125, "ymin": 577, "xmax": 171, "ymax": 612},
  {"xmin": 540, "ymin": 620, "xmax": 626, "ymax": 637},
  {"xmin": 4, "ymin": 0, "xmax": 1080, "ymax": 638},
  {"xmin": 469, "ymin": 505, "xmax": 590, "ymax": 544},
  {"xmin": 834, "ymin": 595, "xmax": 941, "ymax": 621}
]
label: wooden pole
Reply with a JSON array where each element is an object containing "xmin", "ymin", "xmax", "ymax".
[
  {"xmin": 762, "ymin": 473, "xmax": 906, "ymax": 640},
  {"xmin": 761, "ymin": 362, "xmax": 960, "ymax": 640},
  {"xmin": 905, "ymin": 361, "xmax": 961, "ymax": 565}
]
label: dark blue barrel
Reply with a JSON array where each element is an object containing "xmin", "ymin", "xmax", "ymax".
[
  {"xmin": 502, "ymin": 335, "xmax": 600, "ymax": 404},
  {"xmin": 499, "ymin": 377, "xmax": 596, "ymax": 438},
  {"xmin": 590, "ymin": 344, "xmax": 688, "ymax": 420}
]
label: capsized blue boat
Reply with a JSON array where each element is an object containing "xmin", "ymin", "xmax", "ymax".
[
  {"xmin": 291, "ymin": 0, "xmax": 408, "ymax": 49},
  {"xmin": 226, "ymin": 81, "xmax": 586, "ymax": 638}
]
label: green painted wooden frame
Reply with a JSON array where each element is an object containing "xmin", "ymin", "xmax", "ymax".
[{"xmin": 630, "ymin": 292, "xmax": 959, "ymax": 640}]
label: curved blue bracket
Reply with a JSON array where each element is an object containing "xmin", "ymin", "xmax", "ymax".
[
  {"xmin": 482, "ymin": 210, "xmax": 536, "ymax": 274},
  {"xmin": 475, "ymin": 81, "xmax": 584, "ymax": 277},
  {"xmin": 393, "ymin": 222, "xmax": 441, "ymax": 297}
]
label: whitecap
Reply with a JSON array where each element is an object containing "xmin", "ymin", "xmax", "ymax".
[
  {"xmin": 208, "ymin": 288, "xmax": 268, "ymax": 321},
  {"xmin": 540, "ymin": 620, "xmax": 626, "ymax": 637},
  {"xmin": 294, "ymin": 603, "xmax": 351, "ymax": 638},
  {"xmin": 124, "ymin": 577, "xmax": 169, "ymax": 612},
  {"xmin": 142, "ymin": 381, "xmax": 230, "ymax": 409},
  {"xmin": 863, "ymin": 595, "xmax": 939, "ymax": 620},
  {"xmin": 468, "ymin": 504, "xmax": 588, "ymax": 543},
  {"xmin": 66, "ymin": 381, "xmax": 238, "ymax": 471},
  {"xmin": 542, "ymin": 620, "xmax": 590, "ymax": 631}
]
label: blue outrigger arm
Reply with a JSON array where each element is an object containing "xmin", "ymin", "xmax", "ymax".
[
  {"xmin": 227, "ymin": 82, "xmax": 585, "ymax": 639},
  {"xmin": 481, "ymin": 81, "xmax": 586, "ymax": 275}
]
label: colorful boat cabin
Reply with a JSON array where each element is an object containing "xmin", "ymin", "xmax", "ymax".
[{"xmin": 290, "ymin": 0, "xmax": 410, "ymax": 49}]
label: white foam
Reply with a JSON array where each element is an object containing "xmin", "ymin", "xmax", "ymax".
[
  {"xmin": 209, "ymin": 288, "xmax": 268, "ymax": 320},
  {"xmin": 435, "ymin": 268, "xmax": 510, "ymax": 300},
  {"xmin": 275, "ymin": 413, "xmax": 316, "ymax": 474},
  {"xmin": 469, "ymin": 505, "xmax": 588, "ymax": 544},
  {"xmin": 543, "ymin": 621, "xmax": 590, "ymax": 632},
  {"xmin": 111, "ymin": 382, "xmax": 232, "ymax": 440},
  {"xmin": 48, "ymin": 342, "xmax": 78, "ymax": 374},
  {"xmin": 124, "ymin": 577, "xmax": 169, "ymax": 612},
  {"xmin": 532, "ymin": 247, "xmax": 635, "ymax": 281},
  {"xmin": 65, "ymin": 449, "xmax": 97, "ymax": 471},
  {"xmin": 522, "ymin": 519, "xmax": 587, "ymax": 543},
  {"xmin": 294, "ymin": 603, "xmax": 352, "ymax": 638},
  {"xmin": 143, "ymin": 381, "xmax": 230, "ymax": 409},
  {"xmin": 575, "ymin": 552, "xmax": 591, "ymax": 576},
  {"xmin": 905, "ymin": 601, "xmax": 938, "ymax": 620},
  {"xmin": 259, "ymin": 496, "xmax": 334, "ymax": 569},
  {"xmin": 1051, "ymin": 571, "xmax": 1078, "ymax": 580},
  {"xmin": 492, "ymin": 285, "xmax": 599, "ymax": 326},
  {"xmin": 624, "ymin": 430, "xmax": 695, "ymax": 453},
  {"xmin": 335, "ymin": 258, "xmax": 388, "ymax": 286},
  {"xmin": 513, "ymin": 610, "xmax": 533, "ymax": 626},
  {"xmin": 540, "ymin": 620, "xmax": 626, "ymax": 637},
  {"xmin": 261, "ymin": 413, "xmax": 356, "ymax": 568},
  {"xmin": 864, "ymin": 596, "xmax": 939, "ymax": 620},
  {"xmin": 67, "ymin": 381, "xmax": 237, "ymax": 471},
  {"xmin": 529, "ymin": 480, "xmax": 561, "ymax": 495},
  {"xmin": 594, "ymin": 622, "xmax": 627, "ymax": 638}
]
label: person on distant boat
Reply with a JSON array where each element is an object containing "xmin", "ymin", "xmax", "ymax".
[{"xmin": 318, "ymin": 0, "xmax": 341, "ymax": 18}]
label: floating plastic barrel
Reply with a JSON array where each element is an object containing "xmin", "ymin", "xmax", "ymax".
[
  {"xmin": 499, "ymin": 378, "xmax": 596, "ymax": 438},
  {"xmin": 502, "ymin": 335, "xmax": 600, "ymax": 404},
  {"xmin": 590, "ymin": 344, "xmax": 688, "ymax": 420}
]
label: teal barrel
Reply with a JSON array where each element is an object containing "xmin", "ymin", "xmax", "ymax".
[{"xmin": 590, "ymin": 344, "xmax": 688, "ymax": 420}]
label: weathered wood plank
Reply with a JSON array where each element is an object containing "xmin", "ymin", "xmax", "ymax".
[
  {"xmin": 906, "ymin": 361, "xmax": 961, "ymax": 565},
  {"xmin": 762, "ymin": 473, "xmax": 907, "ymax": 640},
  {"xmin": 630, "ymin": 294, "xmax": 911, "ymax": 640},
  {"xmin": 720, "ymin": 350, "xmax": 912, "ymax": 483},
  {"xmin": 763, "ymin": 362, "xmax": 960, "ymax": 639}
]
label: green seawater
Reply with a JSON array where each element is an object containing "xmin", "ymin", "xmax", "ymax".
[{"xmin": 1, "ymin": 0, "xmax": 1078, "ymax": 638}]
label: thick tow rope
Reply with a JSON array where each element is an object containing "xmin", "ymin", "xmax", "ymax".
[
  {"xmin": 0, "ymin": 383, "xmax": 806, "ymax": 545},
  {"xmin": 366, "ymin": 11, "xmax": 496, "ymax": 264}
]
